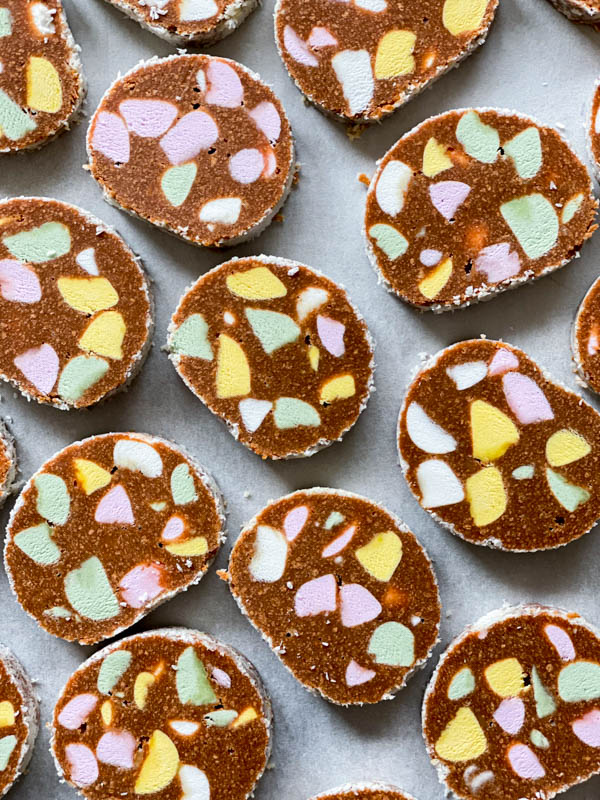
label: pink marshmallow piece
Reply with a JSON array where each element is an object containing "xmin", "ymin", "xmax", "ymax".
[
  {"xmin": 340, "ymin": 584, "xmax": 382, "ymax": 628},
  {"xmin": 493, "ymin": 697, "xmax": 525, "ymax": 735},
  {"xmin": 119, "ymin": 99, "xmax": 178, "ymax": 138},
  {"xmin": 92, "ymin": 112, "xmax": 130, "ymax": 164},
  {"xmin": 212, "ymin": 667, "xmax": 231, "ymax": 688},
  {"xmin": 429, "ymin": 181, "xmax": 471, "ymax": 220},
  {"xmin": 205, "ymin": 60, "xmax": 244, "ymax": 108},
  {"xmin": 65, "ymin": 744, "xmax": 99, "ymax": 787},
  {"xmin": 295, "ymin": 574, "xmax": 337, "ymax": 617},
  {"xmin": 95, "ymin": 485, "xmax": 135, "ymax": 525},
  {"xmin": 248, "ymin": 101, "xmax": 281, "ymax": 144},
  {"xmin": 160, "ymin": 110, "xmax": 219, "ymax": 165},
  {"xmin": 502, "ymin": 372, "xmax": 554, "ymax": 424},
  {"xmin": 283, "ymin": 505, "xmax": 309, "ymax": 541},
  {"xmin": 161, "ymin": 515, "xmax": 185, "ymax": 542},
  {"xmin": 14, "ymin": 343, "xmax": 59, "ymax": 395},
  {"xmin": 58, "ymin": 694, "xmax": 98, "ymax": 730},
  {"xmin": 322, "ymin": 525, "xmax": 356, "ymax": 558},
  {"xmin": 308, "ymin": 26, "xmax": 338, "ymax": 48},
  {"xmin": 507, "ymin": 744, "xmax": 545, "ymax": 780},
  {"xmin": 0, "ymin": 259, "xmax": 41, "ymax": 303},
  {"xmin": 488, "ymin": 347, "xmax": 519, "ymax": 376},
  {"xmin": 283, "ymin": 25, "xmax": 319, "ymax": 67},
  {"xmin": 119, "ymin": 563, "xmax": 164, "ymax": 609},
  {"xmin": 544, "ymin": 624, "xmax": 576, "ymax": 662},
  {"xmin": 475, "ymin": 242, "xmax": 521, "ymax": 282},
  {"xmin": 96, "ymin": 731, "xmax": 136, "ymax": 769},
  {"xmin": 229, "ymin": 148, "xmax": 264, "ymax": 184},
  {"xmin": 317, "ymin": 315, "xmax": 345, "ymax": 357},
  {"xmin": 573, "ymin": 710, "xmax": 600, "ymax": 747},
  {"xmin": 345, "ymin": 659, "xmax": 376, "ymax": 687}
]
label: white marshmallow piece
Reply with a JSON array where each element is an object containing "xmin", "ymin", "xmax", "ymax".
[
  {"xmin": 417, "ymin": 459, "xmax": 465, "ymax": 508},
  {"xmin": 199, "ymin": 198, "xmax": 242, "ymax": 225},
  {"xmin": 355, "ymin": 0, "xmax": 387, "ymax": 10},
  {"xmin": 179, "ymin": 0, "xmax": 218, "ymax": 21},
  {"xmin": 375, "ymin": 160, "xmax": 413, "ymax": 217},
  {"xmin": 249, "ymin": 525, "xmax": 288, "ymax": 582},
  {"xmin": 331, "ymin": 50, "xmax": 374, "ymax": 117},
  {"xmin": 113, "ymin": 439, "xmax": 164, "ymax": 478},
  {"xmin": 446, "ymin": 361, "xmax": 487, "ymax": 390},
  {"xmin": 179, "ymin": 765, "xmax": 211, "ymax": 800},
  {"xmin": 30, "ymin": 2, "xmax": 55, "ymax": 35},
  {"xmin": 406, "ymin": 402, "xmax": 457, "ymax": 454},
  {"xmin": 239, "ymin": 399, "xmax": 272, "ymax": 433},
  {"xmin": 76, "ymin": 248, "xmax": 99, "ymax": 276},
  {"xmin": 296, "ymin": 287, "xmax": 329, "ymax": 321},
  {"xmin": 169, "ymin": 720, "xmax": 200, "ymax": 736}
]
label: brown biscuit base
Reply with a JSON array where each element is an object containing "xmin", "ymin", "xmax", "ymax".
[
  {"xmin": 4, "ymin": 433, "xmax": 225, "ymax": 645},
  {"xmin": 588, "ymin": 80, "xmax": 600, "ymax": 182},
  {"xmin": 0, "ymin": 0, "xmax": 84, "ymax": 153},
  {"xmin": 364, "ymin": 108, "xmax": 597, "ymax": 311},
  {"xmin": 423, "ymin": 605, "xmax": 600, "ymax": 800},
  {"xmin": 87, "ymin": 55, "xmax": 295, "ymax": 248},
  {"xmin": 51, "ymin": 628, "xmax": 271, "ymax": 800},
  {"xmin": 572, "ymin": 276, "xmax": 600, "ymax": 393},
  {"xmin": 0, "ymin": 197, "xmax": 153, "ymax": 410},
  {"xmin": 103, "ymin": 0, "xmax": 258, "ymax": 45},
  {"xmin": 0, "ymin": 644, "xmax": 39, "ymax": 797},
  {"xmin": 398, "ymin": 338, "xmax": 600, "ymax": 551},
  {"xmin": 227, "ymin": 488, "xmax": 440, "ymax": 705},
  {"xmin": 0, "ymin": 421, "xmax": 16, "ymax": 508},
  {"xmin": 544, "ymin": 0, "xmax": 600, "ymax": 21},
  {"xmin": 309, "ymin": 784, "xmax": 417, "ymax": 800},
  {"xmin": 167, "ymin": 256, "xmax": 374, "ymax": 459},
  {"xmin": 275, "ymin": 0, "xmax": 498, "ymax": 123}
]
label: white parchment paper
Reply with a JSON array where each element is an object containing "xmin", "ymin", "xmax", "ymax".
[{"xmin": 2, "ymin": 0, "xmax": 600, "ymax": 797}]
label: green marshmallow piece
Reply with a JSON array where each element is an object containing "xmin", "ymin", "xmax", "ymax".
[
  {"xmin": 0, "ymin": 736, "xmax": 17, "ymax": 771},
  {"xmin": 0, "ymin": 90, "xmax": 36, "ymax": 141},
  {"xmin": 34, "ymin": 473, "xmax": 70, "ymax": 525},
  {"xmin": 504, "ymin": 127, "xmax": 542, "ymax": 180},
  {"xmin": 562, "ymin": 193, "xmax": 583, "ymax": 224},
  {"xmin": 45, "ymin": 606, "xmax": 72, "ymax": 618},
  {"xmin": 3, "ymin": 222, "xmax": 71, "ymax": 262},
  {"xmin": 176, "ymin": 646, "xmax": 217, "ymax": 705},
  {"xmin": 204, "ymin": 709, "xmax": 238, "ymax": 727},
  {"xmin": 558, "ymin": 660, "xmax": 600, "ymax": 702},
  {"xmin": 324, "ymin": 511, "xmax": 344, "ymax": 530},
  {"xmin": 546, "ymin": 468, "xmax": 590, "ymax": 512},
  {"xmin": 64, "ymin": 557, "xmax": 120, "ymax": 621},
  {"xmin": 501, "ymin": 194, "xmax": 559, "ymax": 260},
  {"xmin": 274, "ymin": 397, "xmax": 320, "ymax": 430},
  {"xmin": 456, "ymin": 111, "xmax": 499, "ymax": 164},
  {"xmin": 448, "ymin": 666, "xmax": 475, "ymax": 700},
  {"xmin": 171, "ymin": 463, "xmax": 197, "ymax": 505},
  {"xmin": 171, "ymin": 314, "xmax": 213, "ymax": 360},
  {"xmin": 530, "ymin": 729, "xmax": 550, "ymax": 749},
  {"xmin": 369, "ymin": 224, "xmax": 409, "ymax": 260},
  {"xmin": 14, "ymin": 522, "xmax": 60, "ymax": 565},
  {"xmin": 367, "ymin": 621, "xmax": 415, "ymax": 667},
  {"xmin": 532, "ymin": 666, "xmax": 556, "ymax": 718},
  {"xmin": 0, "ymin": 8, "xmax": 12, "ymax": 37},
  {"xmin": 245, "ymin": 308, "xmax": 300, "ymax": 354},
  {"xmin": 97, "ymin": 650, "xmax": 132, "ymax": 694},
  {"xmin": 512, "ymin": 465, "xmax": 534, "ymax": 480},
  {"xmin": 58, "ymin": 355, "xmax": 109, "ymax": 403},
  {"xmin": 161, "ymin": 163, "xmax": 197, "ymax": 207}
]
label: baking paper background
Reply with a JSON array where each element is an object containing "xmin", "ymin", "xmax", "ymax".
[{"xmin": 2, "ymin": 0, "xmax": 600, "ymax": 796}]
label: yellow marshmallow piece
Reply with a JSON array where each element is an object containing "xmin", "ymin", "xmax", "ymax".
[
  {"xmin": 465, "ymin": 466, "xmax": 507, "ymax": 526},
  {"xmin": 79, "ymin": 311, "xmax": 126, "ymax": 360},
  {"xmin": 0, "ymin": 702, "xmax": 14, "ymax": 727},
  {"xmin": 100, "ymin": 700, "xmax": 112, "ymax": 726},
  {"xmin": 418, "ymin": 258, "xmax": 453, "ymax": 300},
  {"xmin": 375, "ymin": 31, "xmax": 416, "ymax": 79},
  {"xmin": 27, "ymin": 56, "xmax": 62, "ymax": 113},
  {"xmin": 216, "ymin": 335, "xmax": 251, "ymax": 398},
  {"xmin": 484, "ymin": 658, "xmax": 525, "ymax": 697},
  {"xmin": 165, "ymin": 537, "xmax": 208, "ymax": 557},
  {"xmin": 134, "ymin": 672, "xmax": 156, "ymax": 710},
  {"xmin": 134, "ymin": 730, "xmax": 179, "ymax": 795},
  {"xmin": 74, "ymin": 459, "xmax": 112, "ymax": 495},
  {"xmin": 57, "ymin": 277, "xmax": 119, "ymax": 314},
  {"xmin": 232, "ymin": 707, "xmax": 258, "ymax": 728},
  {"xmin": 546, "ymin": 429, "xmax": 591, "ymax": 467},
  {"xmin": 226, "ymin": 267, "xmax": 286, "ymax": 300},
  {"xmin": 435, "ymin": 707, "xmax": 487, "ymax": 763},
  {"xmin": 308, "ymin": 345, "xmax": 319, "ymax": 371},
  {"xmin": 423, "ymin": 138, "xmax": 453, "ymax": 178},
  {"xmin": 355, "ymin": 531, "xmax": 403, "ymax": 582},
  {"xmin": 320, "ymin": 375, "xmax": 356, "ymax": 404},
  {"xmin": 470, "ymin": 400, "xmax": 519, "ymax": 462},
  {"xmin": 442, "ymin": 0, "xmax": 488, "ymax": 36}
]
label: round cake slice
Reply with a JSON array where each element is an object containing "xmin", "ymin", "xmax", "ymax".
[
  {"xmin": 167, "ymin": 256, "xmax": 374, "ymax": 459},
  {"xmin": 572, "ymin": 276, "xmax": 600, "ymax": 394},
  {"xmin": 423, "ymin": 605, "xmax": 600, "ymax": 800},
  {"xmin": 0, "ymin": 421, "xmax": 16, "ymax": 509},
  {"xmin": 227, "ymin": 488, "xmax": 440, "ymax": 705},
  {"xmin": 51, "ymin": 627, "xmax": 271, "ymax": 800},
  {"xmin": 0, "ymin": 644, "xmax": 38, "ymax": 797},
  {"xmin": 309, "ymin": 784, "xmax": 417, "ymax": 800},
  {"xmin": 275, "ymin": 0, "xmax": 498, "ymax": 123},
  {"xmin": 0, "ymin": 0, "xmax": 84, "ymax": 153},
  {"xmin": 0, "ymin": 197, "xmax": 153, "ymax": 410},
  {"xmin": 102, "ymin": 0, "xmax": 258, "ymax": 45},
  {"xmin": 87, "ymin": 55, "xmax": 295, "ymax": 249},
  {"xmin": 4, "ymin": 433, "xmax": 225, "ymax": 644},
  {"xmin": 364, "ymin": 108, "xmax": 597, "ymax": 310},
  {"xmin": 544, "ymin": 0, "xmax": 600, "ymax": 22},
  {"xmin": 398, "ymin": 338, "xmax": 600, "ymax": 551}
]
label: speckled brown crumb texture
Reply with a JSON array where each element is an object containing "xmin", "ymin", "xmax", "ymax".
[
  {"xmin": 0, "ymin": 0, "xmax": 83, "ymax": 152},
  {"xmin": 4, "ymin": 433, "xmax": 224, "ymax": 644},
  {"xmin": 0, "ymin": 653, "xmax": 36, "ymax": 796},
  {"xmin": 0, "ymin": 433, "xmax": 12, "ymax": 503},
  {"xmin": 275, "ymin": 0, "xmax": 497, "ymax": 122},
  {"xmin": 87, "ymin": 55, "xmax": 294, "ymax": 248},
  {"xmin": 573, "ymin": 276, "xmax": 600, "ymax": 393},
  {"xmin": 228, "ymin": 490, "xmax": 440, "ymax": 704},
  {"xmin": 365, "ymin": 109, "xmax": 597, "ymax": 310},
  {"xmin": 589, "ymin": 82, "xmax": 600, "ymax": 177},
  {"xmin": 52, "ymin": 630, "xmax": 271, "ymax": 800},
  {"xmin": 312, "ymin": 789, "xmax": 413, "ymax": 800},
  {"xmin": 0, "ymin": 197, "xmax": 152, "ymax": 409},
  {"xmin": 423, "ymin": 607, "xmax": 600, "ymax": 800},
  {"xmin": 545, "ymin": 0, "xmax": 600, "ymax": 22},
  {"xmin": 168, "ymin": 257, "xmax": 374, "ymax": 459},
  {"xmin": 398, "ymin": 339, "xmax": 600, "ymax": 551}
]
